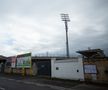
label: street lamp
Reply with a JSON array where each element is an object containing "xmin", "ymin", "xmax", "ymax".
[{"xmin": 61, "ymin": 14, "xmax": 70, "ymax": 57}]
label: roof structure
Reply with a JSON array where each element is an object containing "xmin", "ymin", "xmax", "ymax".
[
  {"xmin": 0, "ymin": 55, "xmax": 7, "ymax": 61},
  {"xmin": 77, "ymin": 49, "xmax": 106, "ymax": 58},
  {"xmin": 0, "ymin": 55, "xmax": 6, "ymax": 59}
]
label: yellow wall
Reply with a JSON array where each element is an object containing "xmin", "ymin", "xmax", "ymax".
[{"xmin": 84, "ymin": 59, "xmax": 108, "ymax": 81}]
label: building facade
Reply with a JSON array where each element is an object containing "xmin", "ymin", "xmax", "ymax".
[
  {"xmin": 77, "ymin": 49, "xmax": 108, "ymax": 82},
  {"xmin": 51, "ymin": 57, "xmax": 84, "ymax": 80}
]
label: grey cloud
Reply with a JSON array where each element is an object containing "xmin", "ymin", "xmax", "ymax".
[{"xmin": 0, "ymin": 0, "xmax": 108, "ymax": 56}]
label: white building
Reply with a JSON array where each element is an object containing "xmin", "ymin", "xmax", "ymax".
[{"xmin": 51, "ymin": 57, "xmax": 84, "ymax": 81}]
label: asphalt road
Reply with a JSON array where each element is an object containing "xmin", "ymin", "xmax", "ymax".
[
  {"xmin": 0, "ymin": 75, "xmax": 108, "ymax": 90},
  {"xmin": 0, "ymin": 77, "xmax": 57, "ymax": 90}
]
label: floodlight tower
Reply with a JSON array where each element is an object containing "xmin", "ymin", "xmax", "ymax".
[{"xmin": 61, "ymin": 14, "xmax": 70, "ymax": 57}]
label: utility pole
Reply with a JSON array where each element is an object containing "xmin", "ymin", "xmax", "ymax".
[{"xmin": 61, "ymin": 14, "xmax": 70, "ymax": 58}]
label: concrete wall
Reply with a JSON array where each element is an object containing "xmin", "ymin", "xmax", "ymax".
[{"xmin": 51, "ymin": 57, "xmax": 84, "ymax": 81}]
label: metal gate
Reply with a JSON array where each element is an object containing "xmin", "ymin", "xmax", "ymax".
[{"xmin": 36, "ymin": 60, "xmax": 51, "ymax": 76}]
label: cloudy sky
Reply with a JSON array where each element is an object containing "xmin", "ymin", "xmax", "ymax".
[{"xmin": 0, "ymin": 0, "xmax": 108, "ymax": 56}]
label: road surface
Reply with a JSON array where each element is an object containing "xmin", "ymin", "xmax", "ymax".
[
  {"xmin": 0, "ymin": 76, "xmax": 108, "ymax": 90},
  {"xmin": 0, "ymin": 77, "xmax": 58, "ymax": 90}
]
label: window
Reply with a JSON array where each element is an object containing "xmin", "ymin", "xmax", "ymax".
[{"xmin": 56, "ymin": 67, "xmax": 59, "ymax": 70}]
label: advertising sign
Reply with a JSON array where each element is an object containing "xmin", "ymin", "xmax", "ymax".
[
  {"xmin": 84, "ymin": 65, "xmax": 97, "ymax": 74},
  {"xmin": 6, "ymin": 57, "xmax": 13, "ymax": 68},
  {"xmin": 16, "ymin": 53, "xmax": 31, "ymax": 68},
  {"xmin": 11, "ymin": 56, "xmax": 16, "ymax": 68}
]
